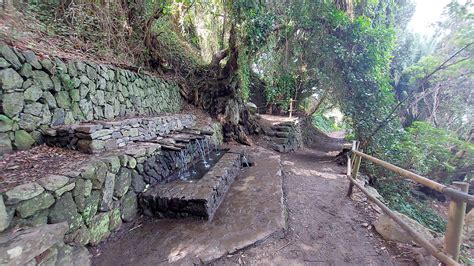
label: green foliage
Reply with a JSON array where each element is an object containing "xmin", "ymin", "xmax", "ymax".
[
  {"xmin": 377, "ymin": 180, "xmax": 447, "ymax": 233},
  {"xmin": 312, "ymin": 112, "xmax": 339, "ymax": 133},
  {"xmin": 237, "ymin": 47, "xmax": 251, "ymax": 102},
  {"xmin": 393, "ymin": 122, "xmax": 474, "ymax": 183}
]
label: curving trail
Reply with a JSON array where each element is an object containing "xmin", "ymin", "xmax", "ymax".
[{"xmin": 215, "ymin": 140, "xmax": 404, "ymax": 265}]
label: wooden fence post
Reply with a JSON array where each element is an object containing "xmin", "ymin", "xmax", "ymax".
[
  {"xmin": 347, "ymin": 141, "xmax": 361, "ymax": 197},
  {"xmin": 289, "ymin": 98, "xmax": 293, "ymax": 118},
  {"xmin": 444, "ymin": 181, "xmax": 469, "ymax": 261}
]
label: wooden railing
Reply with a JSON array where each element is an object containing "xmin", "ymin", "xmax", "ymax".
[{"xmin": 346, "ymin": 141, "xmax": 472, "ymax": 266}]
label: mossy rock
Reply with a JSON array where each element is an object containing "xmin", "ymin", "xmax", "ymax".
[
  {"xmin": 108, "ymin": 208, "xmax": 122, "ymax": 232},
  {"xmin": 14, "ymin": 130, "xmax": 35, "ymax": 150},
  {"xmin": 88, "ymin": 212, "xmax": 110, "ymax": 246}
]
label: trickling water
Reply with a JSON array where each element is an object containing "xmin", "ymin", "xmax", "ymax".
[
  {"xmin": 196, "ymin": 139, "xmax": 210, "ymax": 168},
  {"xmin": 204, "ymin": 138, "xmax": 213, "ymax": 162},
  {"xmin": 178, "ymin": 150, "xmax": 190, "ymax": 180},
  {"xmin": 242, "ymin": 154, "xmax": 250, "ymax": 167},
  {"xmin": 211, "ymin": 137, "xmax": 221, "ymax": 157}
]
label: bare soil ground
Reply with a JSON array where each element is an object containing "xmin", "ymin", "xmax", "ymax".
[{"xmin": 215, "ymin": 138, "xmax": 411, "ymax": 265}]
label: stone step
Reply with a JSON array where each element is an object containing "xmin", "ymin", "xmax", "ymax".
[{"xmin": 140, "ymin": 151, "xmax": 242, "ymax": 221}]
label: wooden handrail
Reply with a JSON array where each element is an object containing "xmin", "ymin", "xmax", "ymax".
[
  {"xmin": 346, "ymin": 175, "xmax": 459, "ymax": 266},
  {"xmin": 352, "ymin": 150, "xmax": 474, "ymax": 205},
  {"xmin": 346, "ymin": 141, "xmax": 470, "ymax": 264}
]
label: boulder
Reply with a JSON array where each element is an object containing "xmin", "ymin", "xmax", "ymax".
[
  {"xmin": 65, "ymin": 226, "xmax": 91, "ymax": 245},
  {"xmin": 374, "ymin": 211, "xmax": 434, "ymax": 244},
  {"xmin": 31, "ymin": 70, "xmax": 53, "ymax": 91},
  {"xmin": 22, "ymin": 50, "xmax": 42, "ymax": 69},
  {"xmin": 0, "ymin": 57, "xmax": 10, "ymax": 68},
  {"xmin": 51, "ymin": 108, "xmax": 66, "ymax": 126},
  {"xmin": 41, "ymin": 91, "xmax": 57, "ymax": 108},
  {"xmin": 108, "ymin": 208, "xmax": 122, "ymax": 232},
  {"xmin": 56, "ymin": 91, "xmax": 71, "ymax": 109},
  {"xmin": 19, "ymin": 63, "xmax": 33, "ymax": 78},
  {"xmin": 0, "ymin": 222, "xmax": 68, "ymax": 266},
  {"xmin": 12, "ymin": 209, "xmax": 49, "ymax": 228},
  {"xmin": 55, "ymin": 244, "xmax": 91, "ymax": 265},
  {"xmin": 18, "ymin": 113, "xmax": 41, "ymax": 131},
  {"xmin": 23, "ymin": 102, "xmax": 43, "ymax": 116},
  {"xmin": 54, "ymin": 183, "xmax": 76, "ymax": 198}
]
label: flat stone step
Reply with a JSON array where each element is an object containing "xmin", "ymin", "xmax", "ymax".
[{"xmin": 140, "ymin": 151, "xmax": 242, "ymax": 221}]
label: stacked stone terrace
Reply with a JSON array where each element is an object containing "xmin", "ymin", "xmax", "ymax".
[
  {"xmin": 0, "ymin": 44, "xmax": 181, "ymax": 156},
  {"xmin": 0, "ymin": 44, "xmax": 231, "ymax": 264},
  {"xmin": 265, "ymin": 121, "xmax": 303, "ymax": 153},
  {"xmin": 46, "ymin": 114, "xmax": 195, "ymax": 153}
]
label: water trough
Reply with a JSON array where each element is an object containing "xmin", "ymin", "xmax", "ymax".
[{"xmin": 140, "ymin": 143, "xmax": 244, "ymax": 221}]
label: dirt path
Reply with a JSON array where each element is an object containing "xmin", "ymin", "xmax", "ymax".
[{"xmin": 216, "ymin": 144, "xmax": 402, "ymax": 265}]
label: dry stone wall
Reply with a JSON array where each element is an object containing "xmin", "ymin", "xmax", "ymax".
[
  {"xmin": 0, "ymin": 128, "xmax": 221, "ymax": 246},
  {"xmin": 264, "ymin": 121, "xmax": 303, "ymax": 153},
  {"xmin": 0, "ymin": 44, "xmax": 182, "ymax": 155},
  {"xmin": 47, "ymin": 114, "xmax": 195, "ymax": 153}
]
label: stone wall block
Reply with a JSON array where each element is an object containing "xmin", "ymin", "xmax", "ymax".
[
  {"xmin": 114, "ymin": 169, "xmax": 131, "ymax": 198},
  {"xmin": 81, "ymin": 190, "xmax": 100, "ymax": 225},
  {"xmin": 49, "ymin": 192, "xmax": 84, "ymax": 233},
  {"xmin": 4, "ymin": 182, "xmax": 44, "ymax": 205},
  {"xmin": 16, "ymin": 192, "xmax": 55, "ymax": 218},
  {"xmin": 108, "ymin": 208, "xmax": 122, "ymax": 232},
  {"xmin": 121, "ymin": 190, "xmax": 137, "ymax": 222},
  {"xmin": 0, "ymin": 195, "xmax": 10, "ymax": 231},
  {"xmin": 0, "ymin": 45, "xmax": 21, "ymax": 69},
  {"xmin": 38, "ymin": 175, "xmax": 69, "ymax": 191},
  {"xmin": 88, "ymin": 212, "xmax": 110, "ymax": 246},
  {"xmin": 99, "ymin": 173, "xmax": 115, "ymax": 212}
]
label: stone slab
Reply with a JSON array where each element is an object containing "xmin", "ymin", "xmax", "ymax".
[
  {"xmin": 0, "ymin": 222, "xmax": 68, "ymax": 265},
  {"xmin": 93, "ymin": 146, "xmax": 285, "ymax": 265}
]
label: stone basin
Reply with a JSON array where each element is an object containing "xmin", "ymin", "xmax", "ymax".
[{"xmin": 139, "ymin": 150, "xmax": 242, "ymax": 221}]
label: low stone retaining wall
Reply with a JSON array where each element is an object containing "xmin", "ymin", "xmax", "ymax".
[
  {"xmin": 46, "ymin": 114, "xmax": 195, "ymax": 153},
  {"xmin": 0, "ymin": 124, "xmax": 222, "ymax": 248},
  {"xmin": 140, "ymin": 150, "xmax": 242, "ymax": 221},
  {"xmin": 265, "ymin": 121, "xmax": 303, "ymax": 153},
  {"xmin": 0, "ymin": 44, "xmax": 182, "ymax": 155}
]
